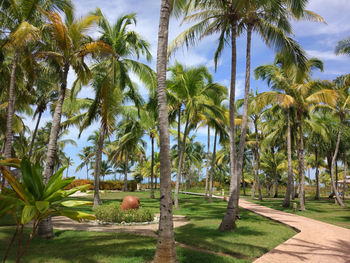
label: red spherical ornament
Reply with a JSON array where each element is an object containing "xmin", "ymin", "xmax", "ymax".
[{"xmin": 121, "ymin": 196, "xmax": 140, "ymax": 210}]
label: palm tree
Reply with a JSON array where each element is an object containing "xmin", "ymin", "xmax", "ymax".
[
  {"xmin": 168, "ymin": 63, "xmax": 226, "ymax": 208},
  {"xmin": 153, "ymin": 0, "xmax": 188, "ymax": 261},
  {"xmin": 78, "ymin": 11, "xmax": 152, "ymax": 207},
  {"xmin": 76, "ymin": 146, "xmax": 93, "ymax": 180},
  {"xmin": 100, "ymin": 160, "xmax": 113, "ymax": 181},
  {"xmin": 310, "ymin": 75, "xmax": 350, "ymax": 206},
  {"xmin": 141, "ymin": 92, "xmax": 159, "ymax": 198},
  {"xmin": 170, "ymin": 0, "xmax": 321, "ymax": 231},
  {"xmin": 37, "ymin": 10, "xmax": 112, "ymax": 239},
  {"xmin": 256, "ymin": 54, "xmax": 337, "ymax": 209},
  {"xmin": 108, "ymin": 112, "xmax": 146, "ymax": 192},
  {"xmin": 0, "ymin": 0, "xmax": 72, "ymax": 163},
  {"xmin": 63, "ymin": 156, "xmax": 74, "ymax": 178}
]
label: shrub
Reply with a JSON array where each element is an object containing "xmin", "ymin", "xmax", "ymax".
[
  {"xmin": 94, "ymin": 203, "xmax": 154, "ymax": 223},
  {"xmin": 65, "ymin": 179, "xmax": 94, "ymax": 190}
]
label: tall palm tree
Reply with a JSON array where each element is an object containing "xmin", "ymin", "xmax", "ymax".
[
  {"xmin": 109, "ymin": 113, "xmax": 146, "ymax": 192},
  {"xmin": 168, "ymin": 63, "xmax": 226, "ymax": 209},
  {"xmin": 78, "ymin": 11, "xmax": 152, "ymax": 207},
  {"xmin": 256, "ymin": 55, "xmax": 337, "ymax": 209},
  {"xmin": 310, "ymin": 75, "xmax": 350, "ymax": 206},
  {"xmin": 153, "ymin": 0, "xmax": 188, "ymax": 261},
  {"xmin": 37, "ymin": 10, "xmax": 113, "ymax": 239},
  {"xmin": 170, "ymin": 0, "xmax": 320, "ymax": 231},
  {"xmin": 141, "ymin": 98, "xmax": 159, "ymax": 198},
  {"xmin": 0, "ymin": 0, "xmax": 72, "ymax": 164},
  {"xmin": 76, "ymin": 146, "xmax": 93, "ymax": 180}
]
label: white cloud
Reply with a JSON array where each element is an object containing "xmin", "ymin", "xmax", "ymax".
[
  {"xmin": 306, "ymin": 49, "xmax": 346, "ymax": 61},
  {"xmin": 293, "ymin": 0, "xmax": 350, "ymax": 37}
]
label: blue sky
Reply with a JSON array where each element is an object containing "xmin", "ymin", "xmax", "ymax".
[{"xmin": 23, "ymin": 0, "xmax": 350, "ymax": 180}]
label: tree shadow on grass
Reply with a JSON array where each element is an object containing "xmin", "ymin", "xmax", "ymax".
[{"xmin": 175, "ymin": 223, "xmax": 267, "ymax": 259}]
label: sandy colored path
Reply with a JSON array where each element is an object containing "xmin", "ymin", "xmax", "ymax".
[
  {"xmin": 51, "ymin": 214, "xmax": 188, "ymax": 239},
  {"xmin": 240, "ymin": 199, "xmax": 350, "ymax": 263},
  {"xmin": 180, "ymin": 192, "xmax": 350, "ymax": 263}
]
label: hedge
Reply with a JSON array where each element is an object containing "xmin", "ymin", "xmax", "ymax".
[{"xmin": 65, "ymin": 179, "xmax": 137, "ymax": 191}]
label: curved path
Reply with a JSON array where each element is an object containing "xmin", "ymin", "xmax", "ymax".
[
  {"xmin": 181, "ymin": 192, "xmax": 350, "ymax": 263},
  {"xmin": 50, "ymin": 214, "xmax": 240, "ymax": 259},
  {"xmin": 51, "ymin": 214, "xmax": 188, "ymax": 239}
]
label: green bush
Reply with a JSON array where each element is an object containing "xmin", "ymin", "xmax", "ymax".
[{"xmin": 94, "ymin": 203, "xmax": 154, "ymax": 223}]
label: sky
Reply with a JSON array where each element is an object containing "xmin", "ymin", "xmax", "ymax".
[{"xmin": 23, "ymin": 0, "xmax": 350, "ymax": 180}]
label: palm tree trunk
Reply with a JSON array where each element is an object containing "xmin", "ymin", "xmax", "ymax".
[
  {"xmin": 254, "ymin": 119, "xmax": 262, "ymax": 201},
  {"xmin": 66, "ymin": 165, "xmax": 69, "ymax": 178},
  {"xmin": 251, "ymin": 148, "xmax": 256, "ymax": 199},
  {"xmin": 308, "ymin": 168, "xmax": 311, "ymax": 193},
  {"xmin": 219, "ymin": 19, "xmax": 238, "ymax": 232},
  {"xmin": 209, "ymin": 130, "xmax": 217, "ymax": 203},
  {"xmin": 343, "ymin": 153, "xmax": 347, "ymax": 201},
  {"xmin": 123, "ymin": 152, "xmax": 128, "ymax": 191},
  {"xmin": 38, "ymin": 63, "xmax": 69, "ymax": 239},
  {"xmin": 283, "ymin": 108, "xmax": 293, "ymax": 207},
  {"xmin": 204, "ymin": 126, "xmax": 210, "ymax": 199},
  {"xmin": 331, "ymin": 114, "xmax": 345, "ymax": 206},
  {"xmin": 4, "ymin": 50, "xmax": 19, "ymax": 160},
  {"xmin": 297, "ymin": 112, "xmax": 306, "ymax": 211},
  {"xmin": 86, "ymin": 164, "xmax": 89, "ymax": 180},
  {"xmin": 2, "ymin": 50, "xmax": 19, "ymax": 189},
  {"xmin": 242, "ymin": 169, "xmax": 246, "ymax": 196},
  {"xmin": 43, "ymin": 63, "xmax": 69, "ymax": 183},
  {"xmin": 272, "ymin": 146, "xmax": 278, "ymax": 198},
  {"xmin": 174, "ymin": 115, "xmax": 189, "ymax": 209},
  {"xmin": 150, "ymin": 135, "xmax": 155, "ymax": 198},
  {"xmin": 28, "ymin": 110, "xmax": 43, "ymax": 159},
  {"xmin": 315, "ymin": 147, "xmax": 320, "ymax": 200},
  {"xmin": 235, "ymin": 23, "xmax": 253, "ymax": 211},
  {"xmin": 93, "ymin": 125, "xmax": 105, "ymax": 207},
  {"xmin": 153, "ymin": 0, "xmax": 177, "ymax": 261}
]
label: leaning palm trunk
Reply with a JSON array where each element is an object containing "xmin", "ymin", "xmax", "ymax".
[
  {"xmin": 331, "ymin": 115, "xmax": 345, "ymax": 206},
  {"xmin": 153, "ymin": 0, "xmax": 177, "ymax": 261},
  {"xmin": 297, "ymin": 113, "xmax": 306, "ymax": 211},
  {"xmin": 315, "ymin": 147, "xmax": 320, "ymax": 200},
  {"xmin": 204, "ymin": 126, "xmax": 210, "ymax": 199},
  {"xmin": 174, "ymin": 116, "xmax": 189, "ymax": 209},
  {"xmin": 28, "ymin": 110, "xmax": 43, "ymax": 159},
  {"xmin": 4, "ymin": 50, "xmax": 19, "ymax": 160},
  {"xmin": 93, "ymin": 125, "xmax": 105, "ymax": 207},
  {"xmin": 2, "ymin": 50, "xmax": 19, "ymax": 190},
  {"xmin": 38, "ymin": 64, "xmax": 69, "ymax": 239},
  {"xmin": 150, "ymin": 135, "xmax": 155, "ymax": 199},
  {"xmin": 219, "ymin": 20, "xmax": 238, "ymax": 232},
  {"xmin": 123, "ymin": 152, "xmax": 129, "ymax": 192},
  {"xmin": 283, "ymin": 108, "xmax": 293, "ymax": 207},
  {"xmin": 209, "ymin": 130, "xmax": 217, "ymax": 203},
  {"xmin": 234, "ymin": 24, "xmax": 253, "ymax": 216}
]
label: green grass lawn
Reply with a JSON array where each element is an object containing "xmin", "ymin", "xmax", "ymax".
[
  {"xmin": 244, "ymin": 196, "xmax": 350, "ymax": 229},
  {"xmin": 0, "ymin": 228, "xmax": 240, "ymax": 263},
  {"xmin": 0, "ymin": 191, "xmax": 296, "ymax": 262}
]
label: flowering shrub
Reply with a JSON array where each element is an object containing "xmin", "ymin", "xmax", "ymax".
[{"xmin": 65, "ymin": 180, "xmax": 137, "ymax": 191}]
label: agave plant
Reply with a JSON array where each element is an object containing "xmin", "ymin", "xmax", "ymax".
[{"xmin": 0, "ymin": 158, "xmax": 95, "ymax": 263}]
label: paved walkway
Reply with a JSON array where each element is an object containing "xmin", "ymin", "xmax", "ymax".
[
  {"xmin": 51, "ymin": 214, "xmax": 240, "ymax": 259},
  {"xmin": 51, "ymin": 214, "xmax": 188, "ymax": 239},
  {"xmin": 181, "ymin": 192, "xmax": 350, "ymax": 263}
]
